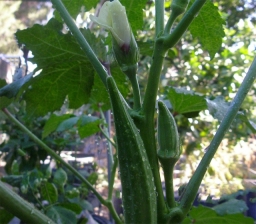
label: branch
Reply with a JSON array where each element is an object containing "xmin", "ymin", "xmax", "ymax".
[
  {"xmin": 163, "ymin": 0, "xmax": 207, "ymax": 49},
  {"xmin": 178, "ymin": 56, "xmax": 256, "ymax": 215},
  {"xmin": 0, "ymin": 181, "xmax": 56, "ymax": 224},
  {"xmin": 155, "ymin": 0, "xmax": 165, "ymax": 36}
]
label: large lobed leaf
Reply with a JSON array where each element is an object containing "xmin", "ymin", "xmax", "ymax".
[
  {"xmin": 15, "ymin": 19, "xmax": 95, "ymax": 116},
  {"xmin": 167, "ymin": 87, "xmax": 207, "ymax": 115},
  {"xmin": 189, "ymin": 0, "xmax": 225, "ymax": 59}
]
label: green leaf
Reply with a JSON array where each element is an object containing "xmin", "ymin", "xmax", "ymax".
[
  {"xmin": 77, "ymin": 115, "xmax": 102, "ymax": 138},
  {"xmin": 90, "ymin": 65, "xmax": 129, "ymax": 111},
  {"xmin": 0, "ymin": 74, "xmax": 33, "ymax": 98},
  {"xmin": 15, "ymin": 19, "xmax": 94, "ymax": 116},
  {"xmin": 53, "ymin": 168, "xmax": 67, "ymax": 189},
  {"xmin": 11, "ymin": 160, "xmax": 19, "ymax": 175},
  {"xmin": 87, "ymin": 172, "xmax": 98, "ymax": 185},
  {"xmin": 207, "ymin": 97, "xmax": 256, "ymax": 132},
  {"xmin": 56, "ymin": 117, "xmax": 80, "ymax": 132},
  {"xmin": 120, "ymin": 0, "xmax": 148, "ymax": 33},
  {"xmin": 0, "ymin": 79, "xmax": 13, "ymax": 109},
  {"xmin": 58, "ymin": 203, "xmax": 83, "ymax": 215},
  {"xmin": 46, "ymin": 205, "xmax": 77, "ymax": 224},
  {"xmin": 42, "ymin": 114, "xmax": 73, "ymax": 138},
  {"xmin": 212, "ymin": 199, "xmax": 248, "ymax": 216},
  {"xmin": 167, "ymin": 87, "xmax": 207, "ymax": 114},
  {"xmin": 137, "ymin": 41, "xmax": 154, "ymax": 56},
  {"xmin": 189, "ymin": 0, "xmax": 225, "ymax": 59},
  {"xmin": 44, "ymin": 114, "xmax": 101, "ymax": 138},
  {"xmin": 67, "ymin": 198, "xmax": 93, "ymax": 211},
  {"xmin": 206, "ymin": 97, "xmax": 230, "ymax": 121},
  {"xmin": 41, "ymin": 182, "xmax": 58, "ymax": 204},
  {"xmin": 182, "ymin": 206, "xmax": 254, "ymax": 224},
  {"xmin": 1, "ymin": 175, "xmax": 23, "ymax": 187},
  {"xmin": 54, "ymin": 0, "xmax": 98, "ymax": 21},
  {"xmin": 0, "ymin": 209, "xmax": 14, "ymax": 224}
]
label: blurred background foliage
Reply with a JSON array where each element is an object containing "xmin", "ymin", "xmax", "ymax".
[{"xmin": 0, "ymin": 0, "xmax": 256, "ymax": 200}]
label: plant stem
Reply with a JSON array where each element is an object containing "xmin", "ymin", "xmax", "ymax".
[
  {"xmin": 129, "ymin": 74, "xmax": 141, "ymax": 110},
  {"xmin": 0, "ymin": 181, "xmax": 56, "ymax": 224},
  {"xmin": 105, "ymin": 199, "xmax": 122, "ymax": 224},
  {"xmin": 164, "ymin": 11, "xmax": 180, "ymax": 35},
  {"xmin": 99, "ymin": 108, "xmax": 114, "ymax": 166},
  {"xmin": 178, "ymin": 56, "xmax": 256, "ymax": 216},
  {"xmin": 155, "ymin": 0, "xmax": 165, "ymax": 37},
  {"xmin": 99, "ymin": 125, "xmax": 116, "ymax": 148},
  {"xmin": 139, "ymin": 37, "xmax": 168, "ymax": 222},
  {"xmin": 108, "ymin": 155, "xmax": 118, "ymax": 200},
  {"xmin": 163, "ymin": 164, "xmax": 176, "ymax": 209},
  {"xmin": 2, "ymin": 108, "xmax": 122, "ymax": 224},
  {"xmin": 51, "ymin": 0, "xmax": 108, "ymax": 87},
  {"xmin": 163, "ymin": 0, "xmax": 207, "ymax": 49}
]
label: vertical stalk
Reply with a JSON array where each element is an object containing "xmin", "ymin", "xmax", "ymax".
[
  {"xmin": 178, "ymin": 57, "xmax": 256, "ymax": 216},
  {"xmin": 139, "ymin": 38, "xmax": 168, "ymax": 222},
  {"xmin": 163, "ymin": 164, "xmax": 176, "ymax": 208},
  {"xmin": 155, "ymin": 0, "xmax": 165, "ymax": 37}
]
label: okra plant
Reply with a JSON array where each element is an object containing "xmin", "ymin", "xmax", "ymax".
[{"xmin": 0, "ymin": 0, "xmax": 255, "ymax": 223}]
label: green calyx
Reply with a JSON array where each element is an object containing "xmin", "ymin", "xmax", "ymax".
[
  {"xmin": 112, "ymin": 30, "xmax": 139, "ymax": 79},
  {"xmin": 157, "ymin": 101, "xmax": 181, "ymax": 162},
  {"xmin": 170, "ymin": 0, "xmax": 189, "ymax": 16}
]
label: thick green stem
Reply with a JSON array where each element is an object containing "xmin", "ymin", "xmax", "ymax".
[
  {"xmin": 155, "ymin": 0, "xmax": 165, "ymax": 37},
  {"xmin": 0, "ymin": 181, "xmax": 56, "ymax": 224},
  {"xmin": 163, "ymin": 164, "xmax": 176, "ymax": 209},
  {"xmin": 138, "ymin": 38, "xmax": 168, "ymax": 222},
  {"xmin": 178, "ymin": 57, "xmax": 256, "ymax": 216},
  {"xmin": 2, "ymin": 108, "xmax": 122, "ymax": 224},
  {"xmin": 51, "ymin": 0, "xmax": 108, "ymax": 86},
  {"xmin": 163, "ymin": 0, "xmax": 207, "ymax": 49}
]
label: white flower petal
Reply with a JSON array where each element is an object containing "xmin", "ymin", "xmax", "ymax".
[{"xmin": 90, "ymin": 0, "xmax": 131, "ymax": 47}]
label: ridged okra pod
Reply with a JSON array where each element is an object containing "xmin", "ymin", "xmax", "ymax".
[
  {"xmin": 157, "ymin": 101, "xmax": 181, "ymax": 209},
  {"xmin": 107, "ymin": 76, "xmax": 157, "ymax": 224}
]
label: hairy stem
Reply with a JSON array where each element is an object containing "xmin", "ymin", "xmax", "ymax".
[
  {"xmin": 51, "ymin": 0, "xmax": 108, "ymax": 86},
  {"xmin": 2, "ymin": 108, "xmax": 122, "ymax": 224},
  {"xmin": 178, "ymin": 56, "xmax": 256, "ymax": 216},
  {"xmin": 0, "ymin": 181, "xmax": 56, "ymax": 224}
]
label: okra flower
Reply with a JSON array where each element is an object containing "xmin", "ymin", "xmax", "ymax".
[
  {"xmin": 90, "ymin": 0, "xmax": 130, "ymax": 48},
  {"xmin": 90, "ymin": 0, "xmax": 138, "ymax": 75}
]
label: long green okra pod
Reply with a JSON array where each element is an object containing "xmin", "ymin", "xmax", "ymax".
[{"xmin": 107, "ymin": 76, "xmax": 157, "ymax": 224}]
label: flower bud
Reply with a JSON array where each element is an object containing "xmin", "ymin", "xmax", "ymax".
[
  {"xmin": 90, "ymin": 0, "xmax": 139, "ymax": 76},
  {"xmin": 157, "ymin": 101, "xmax": 181, "ymax": 163}
]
